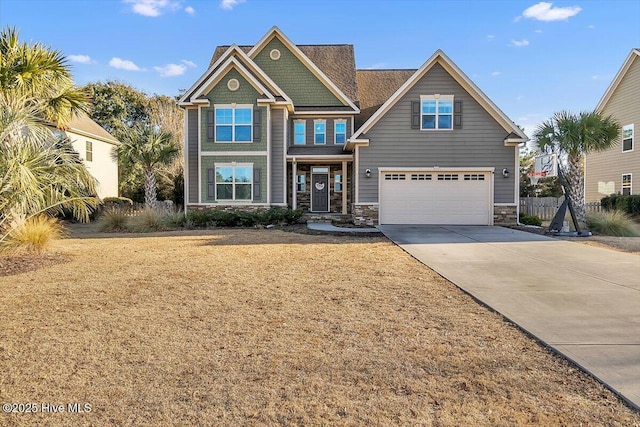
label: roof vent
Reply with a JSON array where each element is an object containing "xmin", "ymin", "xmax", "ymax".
[
  {"xmin": 227, "ymin": 78, "xmax": 239, "ymax": 91},
  {"xmin": 269, "ymin": 49, "xmax": 281, "ymax": 61}
]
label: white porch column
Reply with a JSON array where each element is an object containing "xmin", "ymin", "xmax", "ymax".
[
  {"xmin": 292, "ymin": 159, "xmax": 297, "ymax": 210},
  {"xmin": 342, "ymin": 160, "xmax": 348, "ymax": 215}
]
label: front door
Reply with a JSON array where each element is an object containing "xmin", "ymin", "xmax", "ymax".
[{"xmin": 311, "ymin": 173, "xmax": 329, "ymax": 212}]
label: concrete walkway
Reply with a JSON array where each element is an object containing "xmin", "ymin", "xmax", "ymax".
[
  {"xmin": 306, "ymin": 222, "xmax": 380, "ymax": 233},
  {"xmin": 378, "ymin": 225, "xmax": 640, "ymax": 410}
]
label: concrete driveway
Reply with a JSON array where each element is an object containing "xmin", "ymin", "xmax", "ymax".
[{"xmin": 378, "ymin": 225, "xmax": 640, "ymax": 410}]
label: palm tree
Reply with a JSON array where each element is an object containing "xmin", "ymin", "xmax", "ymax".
[
  {"xmin": 534, "ymin": 110, "xmax": 620, "ymax": 227},
  {"xmin": 117, "ymin": 126, "xmax": 179, "ymax": 208}
]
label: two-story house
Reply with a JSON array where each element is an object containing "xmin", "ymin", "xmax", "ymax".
[{"xmin": 179, "ymin": 27, "xmax": 527, "ymax": 225}]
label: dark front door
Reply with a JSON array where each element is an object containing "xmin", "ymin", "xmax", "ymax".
[{"xmin": 311, "ymin": 173, "xmax": 329, "ymax": 212}]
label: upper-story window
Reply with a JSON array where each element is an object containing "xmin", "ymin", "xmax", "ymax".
[
  {"xmin": 215, "ymin": 105, "xmax": 252, "ymax": 142},
  {"xmin": 622, "ymin": 124, "xmax": 634, "ymax": 152},
  {"xmin": 85, "ymin": 141, "xmax": 93, "ymax": 162},
  {"xmin": 294, "ymin": 120, "xmax": 306, "ymax": 145},
  {"xmin": 334, "ymin": 120, "xmax": 346, "ymax": 144},
  {"xmin": 421, "ymin": 95, "xmax": 453, "ymax": 130},
  {"xmin": 314, "ymin": 120, "xmax": 326, "ymax": 145}
]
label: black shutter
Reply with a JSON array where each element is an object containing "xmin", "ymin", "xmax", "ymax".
[
  {"xmin": 253, "ymin": 167, "xmax": 262, "ymax": 201},
  {"xmin": 207, "ymin": 168, "xmax": 215, "ymax": 199},
  {"xmin": 454, "ymin": 100, "xmax": 463, "ymax": 129},
  {"xmin": 207, "ymin": 110, "xmax": 215, "ymax": 141},
  {"xmin": 411, "ymin": 101, "xmax": 420, "ymax": 129},
  {"xmin": 253, "ymin": 109, "xmax": 262, "ymax": 142}
]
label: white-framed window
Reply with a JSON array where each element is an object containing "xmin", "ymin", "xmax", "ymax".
[
  {"xmin": 622, "ymin": 173, "xmax": 632, "ymax": 196},
  {"xmin": 334, "ymin": 119, "xmax": 346, "ymax": 144},
  {"xmin": 334, "ymin": 173, "xmax": 342, "ymax": 191},
  {"xmin": 622, "ymin": 124, "xmax": 634, "ymax": 152},
  {"xmin": 314, "ymin": 120, "xmax": 326, "ymax": 145},
  {"xmin": 215, "ymin": 105, "xmax": 252, "ymax": 142},
  {"xmin": 294, "ymin": 120, "xmax": 306, "ymax": 145},
  {"xmin": 215, "ymin": 163, "xmax": 253, "ymax": 200},
  {"xmin": 85, "ymin": 141, "xmax": 93, "ymax": 162},
  {"xmin": 421, "ymin": 95, "xmax": 453, "ymax": 130},
  {"xmin": 296, "ymin": 174, "xmax": 306, "ymax": 192}
]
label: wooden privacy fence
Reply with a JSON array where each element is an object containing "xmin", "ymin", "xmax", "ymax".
[{"xmin": 519, "ymin": 197, "xmax": 602, "ymax": 220}]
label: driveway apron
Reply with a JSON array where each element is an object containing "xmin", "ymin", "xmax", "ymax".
[{"xmin": 378, "ymin": 225, "xmax": 640, "ymax": 410}]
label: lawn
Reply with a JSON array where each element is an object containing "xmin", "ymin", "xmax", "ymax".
[{"xmin": 1, "ymin": 228, "xmax": 638, "ymax": 426}]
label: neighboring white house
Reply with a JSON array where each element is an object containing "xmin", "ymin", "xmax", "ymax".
[{"xmin": 64, "ymin": 113, "xmax": 120, "ymax": 199}]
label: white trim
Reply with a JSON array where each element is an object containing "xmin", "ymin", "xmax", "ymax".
[
  {"xmin": 313, "ymin": 119, "xmax": 326, "ymax": 145},
  {"xmin": 596, "ymin": 49, "xmax": 640, "ymax": 112},
  {"xmin": 514, "ymin": 146, "xmax": 519, "ymax": 206},
  {"xmin": 183, "ymin": 109, "xmax": 189, "ymax": 214},
  {"xmin": 293, "ymin": 119, "xmax": 306, "ymax": 145},
  {"xmin": 334, "ymin": 119, "xmax": 347, "ymax": 144},
  {"xmin": 285, "ymin": 155, "xmax": 353, "ymax": 161},
  {"xmin": 247, "ymin": 26, "xmax": 359, "ymax": 112},
  {"xmin": 198, "ymin": 107, "xmax": 202, "ymax": 203},
  {"xmin": 419, "ymin": 94, "xmax": 454, "ymax": 130},
  {"xmin": 283, "ymin": 109, "xmax": 288, "ymax": 204},
  {"xmin": 310, "ymin": 167, "xmax": 330, "ymax": 212},
  {"xmin": 189, "ymin": 203, "xmax": 275, "ymax": 207},
  {"xmin": 213, "ymin": 104, "xmax": 253, "ymax": 143},
  {"xmin": 292, "ymin": 159, "xmax": 297, "ymax": 209},
  {"xmin": 622, "ymin": 123, "xmax": 634, "ymax": 153},
  {"xmin": 66, "ymin": 127, "xmax": 120, "ymax": 146},
  {"xmin": 213, "ymin": 162, "xmax": 254, "ymax": 202},
  {"xmin": 201, "ymin": 151, "xmax": 267, "ymax": 156},
  {"xmin": 292, "ymin": 110, "xmax": 358, "ymax": 116},
  {"xmin": 494, "ymin": 203, "xmax": 517, "ymax": 206},
  {"xmin": 352, "ymin": 50, "xmax": 527, "ymax": 141},
  {"xmin": 622, "ymin": 173, "xmax": 633, "ymax": 195},
  {"xmin": 378, "ymin": 166, "xmax": 495, "ymax": 172},
  {"xmin": 352, "ymin": 202, "xmax": 379, "ymax": 206},
  {"xmin": 354, "ymin": 145, "xmax": 360, "ymax": 204},
  {"xmin": 266, "ymin": 104, "xmax": 271, "ymax": 204},
  {"xmin": 341, "ymin": 160, "xmax": 348, "ymax": 215}
]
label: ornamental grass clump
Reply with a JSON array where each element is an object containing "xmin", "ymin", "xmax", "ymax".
[
  {"xmin": 99, "ymin": 207, "xmax": 130, "ymax": 232},
  {"xmin": 586, "ymin": 210, "xmax": 640, "ymax": 237},
  {"xmin": 128, "ymin": 208, "xmax": 166, "ymax": 233},
  {"xmin": 1, "ymin": 215, "xmax": 63, "ymax": 253}
]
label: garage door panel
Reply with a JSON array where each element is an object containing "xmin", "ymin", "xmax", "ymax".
[{"xmin": 379, "ymin": 170, "xmax": 492, "ymax": 225}]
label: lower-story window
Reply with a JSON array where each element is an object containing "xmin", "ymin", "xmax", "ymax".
[
  {"xmin": 216, "ymin": 164, "xmax": 253, "ymax": 200},
  {"xmin": 622, "ymin": 173, "xmax": 632, "ymax": 196},
  {"xmin": 296, "ymin": 174, "xmax": 306, "ymax": 192},
  {"xmin": 334, "ymin": 173, "xmax": 342, "ymax": 191}
]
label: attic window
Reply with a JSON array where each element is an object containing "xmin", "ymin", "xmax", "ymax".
[
  {"xmin": 269, "ymin": 49, "xmax": 281, "ymax": 61},
  {"xmin": 227, "ymin": 78, "xmax": 240, "ymax": 91}
]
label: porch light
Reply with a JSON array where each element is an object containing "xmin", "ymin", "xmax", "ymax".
[
  {"xmin": 502, "ymin": 168, "xmax": 510, "ymax": 178},
  {"xmin": 365, "ymin": 168, "xmax": 372, "ymax": 178}
]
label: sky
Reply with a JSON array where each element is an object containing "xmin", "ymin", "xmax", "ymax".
[{"xmin": 1, "ymin": 0, "xmax": 639, "ymax": 138}]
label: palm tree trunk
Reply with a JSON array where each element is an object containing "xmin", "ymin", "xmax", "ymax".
[
  {"xmin": 144, "ymin": 167, "xmax": 157, "ymax": 208},
  {"xmin": 563, "ymin": 155, "xmax": 587, "ymax": 228}
]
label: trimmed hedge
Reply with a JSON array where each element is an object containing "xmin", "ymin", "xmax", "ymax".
[
  {"xmin": 186, "ymin": 207, "xmax": 304, "ymax": 228},
  {"xmin": 519, "ymin": 213, "xmax": 542, "ymax": 226},
  {"xmin": 600, "ymin": 194, "xmax": 640, "ymax": 216}
]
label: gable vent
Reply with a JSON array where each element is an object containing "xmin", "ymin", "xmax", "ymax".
[
  {"xmin": 227, "ymin": 78, "xmax": 239, "ymax": 91},
  {"xmin": 269, "ymin": 49, "xmax": 281, "ymax": 60}
]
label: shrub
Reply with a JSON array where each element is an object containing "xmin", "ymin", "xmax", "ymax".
[
  {"xmin": 99, "ymin": 207, "xmax": 129, "ymax": 232},
  {"xmin": 519, "ymin": 213, "xmax": 542, "ymax": 226},
  {"xmin": 102, "ymin": 196, "xmax": 134, "ymax": 207},
  {"xmin": 1, "ymin": 215, "xmax": 64, "ymax": 253},
  {"xmin": 600, "ymin": 194, "xmax": 640, "ymax": 216},
  {"xmin": 162, "ymin": 210, "xmax": 186, "ymax": 228},
  {"xmin": 128, "ymin": 208, "xmax": 165, "ymax": 232},
  {"xmin": 283, "ymin": 208, "xmax": 304, "ymax": 225},
  {"xmin": 586, "ymin": 211, "xmax": 640, "ymax": 237},
  {"xmin": 186, "ymin": 208, "xmax": 304, "ymax": 228},
  {"xmin": 186, "ymin": 210, "xmax": 217, "ymax": 227}
]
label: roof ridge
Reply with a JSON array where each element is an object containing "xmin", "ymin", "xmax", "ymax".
[{"xmin": 357, "ymin": 68, "xmax": 417, "ymax": 72}]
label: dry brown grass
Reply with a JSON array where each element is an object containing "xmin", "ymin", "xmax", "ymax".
[{"xmin": 0, "ymin": 229, "xmax": 638, "ymax": 426}]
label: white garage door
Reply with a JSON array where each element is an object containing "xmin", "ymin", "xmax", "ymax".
[{"xmin": 379, "ymin": 170, "xmax": 492, "ymax": 225}]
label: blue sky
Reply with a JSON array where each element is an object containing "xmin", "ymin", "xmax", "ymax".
[{"xmin": 2, "ymin": 0, "xmax": 639, "ymax": 137}]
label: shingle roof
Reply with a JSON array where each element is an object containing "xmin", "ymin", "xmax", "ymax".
[
  {"xmin": 210, "ymin": 44, "xmax": 358, "ymax": 103},
  {"xmin": 355, "ymin": 69, "xmax": 416, "ymax": 129},
  {"xmin": 66, "ymin": 113, "xmax": 120, "ymax": 145}
]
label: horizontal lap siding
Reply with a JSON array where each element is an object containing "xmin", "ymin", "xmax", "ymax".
[
  {"xmin": 359, "ymin": 63, "xmax": 516, "ymax": 204},
  {"xmin": 200, "ymin": 156, "xmax": 268, "ymax": 203},
  {"xmin": 271, "ymin": 108, "xmax": 285, "ymax": 203},
  {"xmin": 586, "ymin": 56, "xmax": 640, "ymax": 202},
  {"xmin": 187, "ymin": 109, "xmax": 199, "ymax": 204}
]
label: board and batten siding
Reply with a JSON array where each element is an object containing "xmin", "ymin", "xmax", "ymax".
[
  {"xmin": 586, "ymin": 54, "xmax": 640, "ymax": 202},
  {"xmin": 187, "ymin": 108, "xmax": 199, "ymax": 204},
  {"xmin": 358, "ymin": 63, "xmax": 517, "ymax": 204},
  {"xmin": 270, "ymin": 108, "xmax": 285, "ymax": 203}
]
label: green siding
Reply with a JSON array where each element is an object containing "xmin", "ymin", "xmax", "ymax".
[
  {"xmin": 253, "ymin": 37, "xmax": 343, "ymax": 107},
  {"xmin": 200, "ymin": 155, "xmax": 268, "ymax": 203},
  {"xmin": 201, "ymin": 68, "xmax": 267, "ymax": 152}
]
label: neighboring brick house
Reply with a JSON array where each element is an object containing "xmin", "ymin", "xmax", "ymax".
[
  {"xmin": 585, "ymin": 48, "xmax": 640, "ymax": 202},
  {"xmin": 179, "ymin": 27, "xmax": 527, "ymax": 225}
]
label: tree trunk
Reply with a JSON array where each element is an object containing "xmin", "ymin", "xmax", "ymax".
[
  {"xmin": 144, "ymin": 167, "xmax": 157, "ymax": 209},
  {"xmin": 563, "ymin": 155, "xmax": 586, "ymax": 228}
]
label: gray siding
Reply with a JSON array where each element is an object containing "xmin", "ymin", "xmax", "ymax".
[
  {"xmin": 358, "ymin": 63, "xmax": 517, "ymax": 204},
  {"xmin": 271, "ymin": 108, "xmax": 285, "ymax": 203},
  {"xmin": 187, "ymin": 108, "xmax": 199, "ymax": 204},
  {"xmin": 586, "ymin": 54, "xmax": 640, "ymax": 202},
  {"xmin": 290, "ymin": 116, "xmax": 352, "ymax": 146}
]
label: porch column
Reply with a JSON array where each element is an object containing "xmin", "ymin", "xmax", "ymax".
[
  {"xmin": 292, "ymin": 160, "xmax": 297, "ymax": 210},
  {"xmin": 342, "ymin": 161, "xmax": 347, "ymax": 215}
]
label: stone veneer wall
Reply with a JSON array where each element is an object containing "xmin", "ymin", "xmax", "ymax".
[
  {"xmin": 493, "ymin": 205, "xmax": 517, "ymax": 225},
  {"xmin": 353, "ymin": 204, "xmax": 379, "ymax": 226},
  {"xmin": 187, "ymin": 205, "xmax": 270, "ymax": 213},
  {"xmin": 287, "ymin": 163, "xmax": 352, "ymax": 213}
]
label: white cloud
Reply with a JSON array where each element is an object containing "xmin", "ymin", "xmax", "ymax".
[
  {"xmin": 109, "ymin": 57, "xmax": 143, "ymax": 71},
  {"xmin": 154, "ymin": 63, "xmax": 187, "ymax": 77},
  {"xmin": 220, "ymin": 0, "xmax": 245, "ymax": 10},
  {"xmin": 123, "ymin": 0, "xmax": 181, "ymax": 17},
  {"xmin": 588, "ymin": 24, "xmax": 595, "ymax": 29},
  {"xmin": 68, "ymin": 54, "xmax": 94, "ymax": 64},
  {"xmin": 185, "ymin": 5, "xmax": 195, "ymax": 14},
  {"xmin": 487, "ymin": 35, "xmax": 495, "ymax": 41},
  {"xmin": 521, "ymin": 2, "xmax": 581, "ymax": 22},
  {"xmin": 181, "ymin": 59, "xmax": 197, "ymax": 68},
  {"xmin": 491, "ymin": 71, "xmax": 502, "ymax": 77},
  {"xmin": 534, "ymin": 29, "xmax": 543, "ymax": 33},
  {"xmin": 510, "ymin": 39, "xmax": 530, "ymax": 47}
]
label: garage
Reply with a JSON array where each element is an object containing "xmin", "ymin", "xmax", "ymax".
[{"xmin": 378, "ymin": 168, "xmax": 493, "ymax": 225}]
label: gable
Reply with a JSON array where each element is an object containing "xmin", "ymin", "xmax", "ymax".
[
  {"xmin": 203, "ymin": 67, "xmax": 262, "ymax": 103},
  {"xmin": 597, "ymin": 49, "xmax": 640, "ymax": 113},
  {"xmin": 252, "ymin": 37, "xmax": 344, "ymax": 107},
  {"xmin": 599, "ymin": 52, "xmax": 640, "ymax": 125}
]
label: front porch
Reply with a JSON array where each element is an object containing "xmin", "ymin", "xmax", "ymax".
[{"xmin": 287, "ymin": 160, "xmax": 353, "ymax": 216}]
